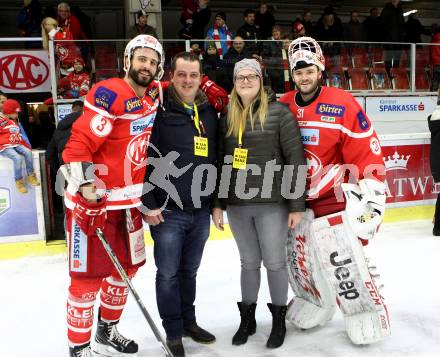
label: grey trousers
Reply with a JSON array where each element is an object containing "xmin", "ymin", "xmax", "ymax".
[{"xmin": 227, "ymin": 203, "xmax": 289, "ymax": 306}]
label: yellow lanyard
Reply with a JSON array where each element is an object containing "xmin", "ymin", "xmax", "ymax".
[
  {"xmin": 238, "ymin": 122, "xmax": 243, "ymax": 147},
  {"xmin": 182, "ymin": 102, "xmax": 201, "ymax": 136}
]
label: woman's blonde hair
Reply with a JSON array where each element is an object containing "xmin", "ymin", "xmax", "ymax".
[
  {"xmin": 226, "ymin": 78, "xmax": 268, "ymax": 138},
  {"xmin": 41, "ymin": 17, "xmax": 58, "ymax": 50}
]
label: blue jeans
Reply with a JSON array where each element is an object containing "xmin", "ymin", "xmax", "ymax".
[
  {"xmin": 150, "ymin": 207, "xmax": 210, "ymax": 340},
  {"xmin": 0, "ymin": 146, "xmax": 34, "ymax": 180}
]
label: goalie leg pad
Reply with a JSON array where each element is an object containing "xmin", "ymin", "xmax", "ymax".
[
  {"xmin": 310, "ymin": 212, "xmax": 391, "ymax": 344},
  {"xmin": 286, "ymin": 209, "xmax": 337, "ymax": 329}
]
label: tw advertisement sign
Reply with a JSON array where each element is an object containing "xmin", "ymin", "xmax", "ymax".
[
  {"xmin": 0, "ymin": 50, "xmax": 51, "ymax": 93},
  {"xmin": 382, "ymin": 143, "xmax": 438, "ymax": 205}
]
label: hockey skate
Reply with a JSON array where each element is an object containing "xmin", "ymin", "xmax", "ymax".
[
  {"xmin": 69, "ymin": 343, "xmax": 93, "ymax": 357},
  {"xmin": 93, "ymin": 315, "xmax": 138, "ymax": 356}
]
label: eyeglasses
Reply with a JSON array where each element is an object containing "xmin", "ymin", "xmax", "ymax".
[{"xmin": 235, "ymin": 74, "xmax": 259, "ymax": 83}]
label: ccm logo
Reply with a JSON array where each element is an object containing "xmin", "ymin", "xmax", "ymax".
[
  {"xmin": 0, "ymin": 54, "xmax": 49, "ymax": 90},
  {"xmin": 330, "ymin": 251, "xmax": 360, "ymax": 300}
]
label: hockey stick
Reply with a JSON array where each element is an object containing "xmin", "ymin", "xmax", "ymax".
[{"xmin": 95, "ymin": 228, "xmax": 174, "ymax": 357}]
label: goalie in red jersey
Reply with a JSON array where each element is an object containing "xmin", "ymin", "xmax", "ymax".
[{"xmin": 279, "ymin": 37, "xmax": 391, "ymax": 345}]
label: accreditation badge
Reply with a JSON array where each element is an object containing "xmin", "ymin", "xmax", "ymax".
[
  {"xmin": 194, "ymin": 136, "xmax": 208, "ymax": 157},
  {"xmin": 233, "ymin": 147, "xmax": 248, "ymax": 170}
]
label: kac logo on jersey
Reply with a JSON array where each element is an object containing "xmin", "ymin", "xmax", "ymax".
[
  {"xmin": 125, "ymin": 97, "xmax": 143, "ymax": 113},
  {"xmin": 130, "ymin": 114, "xmax": 155, "ymax": 135},
  {"xmin": 94, "ymin": 86, "xmax": 117, "ymax": 110},
  {"xmin": 300, "ymin": 128, "xmax": 319, "ymax": 146},
  {"xmin": 357, "ymin": 111, "xmax": 369, "ymax": 131},
  {"xmin": 70, "ymin": 221, "xmax": 88, "ymax": 272},
  {"xmin": 316, "ymin": 103, "xmax": 345, "ymax": 117}
]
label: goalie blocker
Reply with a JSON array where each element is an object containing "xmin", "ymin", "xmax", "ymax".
[{"xmin": 287, "ymin": 180, "xmax": 390, "ymax": 345}]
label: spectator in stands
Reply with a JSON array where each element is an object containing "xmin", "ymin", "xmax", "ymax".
[
  {"xmin": 262, "ymin": 26, "xmax": 288, "ymax": 94},
  {"xmin": 190, "ymin": 42, "xmax": 204, "ymax": 59},
  {"xmin": 202, "ymin": 42, "xmax": 220, "ymax": 81},
  {"xmin": 71, "ymin": 5, "xmax": 92, "ymax": 39},
  {"xmin": 314, "ymin": 6, "xmax": 344, "ymax": 56},
  {"xmin": 57, "ymin": 57, "xmax": 90, "ymax": 99},
  {"xmin": 404, "ymin": 13, "xmax": 431, "ymax": 43},
  {"xmin": 45, "ymin": 100, "xmax": 83, "ymax": 172},
  {"xmin": 344, "ymin": 10, "xmax": 365, "ymax": 42},
  {"xmin": 220, "ymin": 35, "xmax": 252, "ymax": 92},
  {"xmin": 380, "ymin": 0, "xmax": 405, "ymax": 67},
  {"xmin": 206, "ymin": 12, "xmax": 233, "ymax": 59},
  {"xmin": 292, "ymin": 21, "xmax": 306, "ymax": 39},
  {"xmin": 57, "ymin": 2, "xmax": 87, "ymax": 40},
  {"xmin": 428, "ymin": 90, "xmax": 440, "ymax": 236},
  {"xmin": 0, "ymin": 92, "xmax": 7, "ymax": 116},
  {"xmin": 237, "ymin": 9, "xmax": 261, "ymax": 54},
  {"xmin": 314, "ymin": 6, "xmax": 344, "ymax": 42},
  {"xmin": 0, "ymin": 99, "xmax": 40, "ymax": 194},
  {"xmin": 255, "ymin": 1, "xmax": 275, "ymax": 40},
  {"xmin": 41, "ymin": 17, "xmax": 82, "ymax": 75},
  {"xmin": 300, "ymin": 9, "xmax": 314, "ymax": 37},
  {"xmin": 190, "ymin": 0, "xmax": 211, "ymax": 41},
  {"xmin": 431, "ymin": 26, "xmax": 440, "ymax": 91},
  {"xmin": 363, "ymin": 7, "xmax": 383, "ymax": 43},
  {"xmin": 128, "ymin": 10, "xmax": 158, "ymax": 39},
  {"xmin": 17, "ymin": 0, "xmax": 42, "ymax": 38}
]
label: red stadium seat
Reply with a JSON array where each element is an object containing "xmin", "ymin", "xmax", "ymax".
[
  {"xmin": 351, "ymin": 47, "xmax": 369, "ymax": 68},
  {"xmin": 370, "ymin": 47, "xmax": 385, "ymax": 67},
  {"xmin": 95, "ymin": 69, "xmax": 120, "ymax": 82},
  {"xmin": 399, "ymin": 50, "xmax": 409, "ymax": 68},
  {"xmin": 326, "ymin": 67, "xmax": 348, "ymax": 90},
  {"xmin": 390, "ymin": 68, "xmax": 410, "ymax": 90},
  {"xmin": 415, "ymin": 47, "xmax": 430, "ymax": 69},
  {"xmin": 94, "ymin": 44, "xmax": 118, "ymax": 69},
  {"xmin": 347, "ymin": 68, "xmax": 370, "ymax": 90},
  {"xmin": 415, "ymin": 69, "xmax": 431, "ymax": 91},
  {"xmin": 369, "ymin": 68, "xmax": 391, "ymax": 90}
]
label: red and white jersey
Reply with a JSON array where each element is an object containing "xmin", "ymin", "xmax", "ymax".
[
  {"xmin": 0, "ymin": 116, "xmax": 30, "ymax": 152},
  {"xmin": 58, "ymin": 71, "xmax": 91, "ymax": 98},
  {"xmin": 280, "ymin": 86, "xmax": 385, "ymax": 216},
  {"xmin": 63, "ymin": 77, "xmax": 160, "ymax": 210},
  {"xmin": 49, "ymin": 27, "xmax": 81, "ymax": 68}
]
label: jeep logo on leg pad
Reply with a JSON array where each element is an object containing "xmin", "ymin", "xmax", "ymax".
[{"xmin": 330, "ymin": 251, "xmax": 360, "ymax": 300}]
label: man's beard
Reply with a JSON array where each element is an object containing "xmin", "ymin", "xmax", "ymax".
[
  {"xmin": 298, "ymin": 80, "xmax": 319, "ymax": 96},
  {"xmin": 129, "ymin": 67, "xmax": 155, "ymax": 87}
]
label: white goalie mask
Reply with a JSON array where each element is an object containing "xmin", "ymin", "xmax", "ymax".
[
  {"xmin": 124, "ymin": 34, "xmax": 164, "ymax": 80},
  {"xmin": 288, "ymin": 36, "xmax": 325, "ymax": 72}
]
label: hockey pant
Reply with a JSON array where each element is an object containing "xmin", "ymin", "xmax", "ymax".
[
  {"xmin": 66, "ymin": 207, "xmax": 146, "ymax": 347},
  {"xmin": 286, "ymin": 209, "xmax": 390, "ymax": 344}
]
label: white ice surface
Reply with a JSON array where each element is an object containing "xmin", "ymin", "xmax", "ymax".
[{"xmin": 1, "ymin": 220, "xmax": 440, "ymax": 357}]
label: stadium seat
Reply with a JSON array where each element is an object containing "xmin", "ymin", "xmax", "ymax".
[
  {"xmin": 94, "ymin": 44, "xmax": 119, "ymax": 70},
  {"xmin": 347, "ymin": 68, "xmax": 370, "ymax": 90},
  {"xmin": 390, "ymin": 68, "xmax": 410, "ymax": 90},
  {"xmin": 351, "ymin": 47, "xmax": 369, "ymax": 68},
  {"xmin": 415, "ymin": 47, "xmax": 430, "ymax": 69},
  {"xmin": 95, "ymin": 69, "xmax": 120, "ymax": 82},
  {"xmin": 325, "ymin": 67, "xmax": 348, "ymax": 90},
  {"xmin": 415, "ymin": 69, "xmax": 431, "ymax": 91},
  {"xmin": 370, "ymin": 47, "xmax": 385, "ymax": 67},
  {"xmin": 327, "ymin": 47, "xmax": 350, "ymax": 68},
  {"xmin": 399, "ymin": 50, "xmax": 409, "ymax": 68},
  {"xmin": 369, "ymin": 67, "xmax": 391, "ymax": 90}
]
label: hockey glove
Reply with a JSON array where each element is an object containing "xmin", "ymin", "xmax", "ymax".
[
  {"xmin": 200, "ymin": 76, "xmax": 229, "ymax": 113},
  {"xmin": 72, "ymin": 192, "xmax": 107, "ymax": 236},
  {"xmin": 342, "ymin": 178, "xmax": 386, "ymax": 240}
]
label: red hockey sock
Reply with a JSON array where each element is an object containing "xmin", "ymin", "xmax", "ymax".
[
  {"xmin": 67, "ymin": 277, "xmax": 101, "ymax": 346},
  {"xmin": 99, "ymin": 268, "xmax": 137, "ymax": 322}
]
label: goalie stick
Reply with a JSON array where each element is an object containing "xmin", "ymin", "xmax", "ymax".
[{"xmin": 95, "ymin": 228, "xmax": 174, "ymax": 357}]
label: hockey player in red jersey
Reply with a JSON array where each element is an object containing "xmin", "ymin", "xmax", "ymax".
[
  {"xmin": 61, "ymin": 34, "xmax": 164, "ymax": 357},
  {"xmin": 57, "ymin": 57, "xmax": 91, "ymax": 99},
  {"xmin": 280, "ymin": 37, "xmax": 391, "ymax": 344}
]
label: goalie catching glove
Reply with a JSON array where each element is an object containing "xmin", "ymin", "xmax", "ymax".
[
  {"xmin": 341, "ymin": 178, "xmax": 386, "ymax": 240},
  {"xmin": 200, "ymin": 75, "xmax": 229, "ymax": 113},
  {"xmin": 72, "ymin": 192, "xmax": 107, "ymax": 236}
]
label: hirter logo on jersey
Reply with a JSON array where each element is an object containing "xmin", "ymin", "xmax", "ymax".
[
  {"xmin": 94, "ymin": 86, "xmax": 117, "ymax": 110},
  {"xmin": 316, "ymin": 103, "xmax": 345, "ymax": 117},
  {"xmin": 125, "ymin": 97, "xmax": 143, "ymax": 113},
  {"xmin": 300, "ymin": 128, "xmax": 319, "ymax": 146}
]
